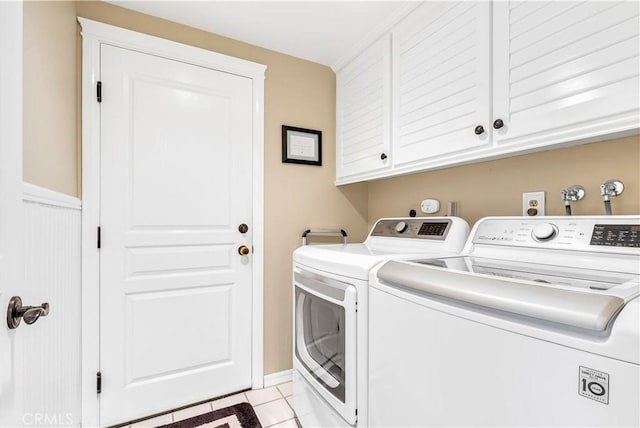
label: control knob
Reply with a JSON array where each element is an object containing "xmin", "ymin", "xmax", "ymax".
[
  {"xmin": 531, "ymin": 223, "xmax": 557, "ymax": 241},
  {"xmin": 395, "ymin": 221, "xmax": 408, "ymax": 233}
]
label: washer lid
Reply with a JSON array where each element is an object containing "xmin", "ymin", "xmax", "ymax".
[
  {"xmin": 416, "ymin": 256, "xmax": 639, "ymax": 295},
  {"xmin": 377, "ymin": 257, "xmax": 640, "ymax": 332}
]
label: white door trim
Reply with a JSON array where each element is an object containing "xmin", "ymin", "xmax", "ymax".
[{"xmin": 79, "ymin": 18, "xmax": 266, "ymax": 427}]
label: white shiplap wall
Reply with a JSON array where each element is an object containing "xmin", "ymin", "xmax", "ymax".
[{"xmin": 20, "ymin": 184, "xmax": 81, "ymax": 426}]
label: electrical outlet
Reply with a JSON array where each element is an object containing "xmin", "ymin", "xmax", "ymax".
[{"xmin": 522, "ymin": 192, "xmax": 545, "ymax": 216}]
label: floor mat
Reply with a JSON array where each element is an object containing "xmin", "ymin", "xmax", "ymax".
[{"xmin": 156, "ymin": 402, "xmax": 262, "ymax": 428}]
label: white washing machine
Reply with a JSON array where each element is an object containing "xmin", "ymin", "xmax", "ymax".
[
  {"xmin": 369, "ymin": 216, "xmax": 640, "ymax": 427},
  {"xmin": 292, "ymin": 217, "xmax": 470, "ymax": 428}
]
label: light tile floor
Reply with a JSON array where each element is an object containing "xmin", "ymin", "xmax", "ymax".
[{"xmin": 127, "ymin": 381, "xmax": 297, "ymax": 428}]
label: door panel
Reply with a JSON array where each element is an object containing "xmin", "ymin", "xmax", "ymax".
[
  {"xmin": 125, "ymin": 286, "xmax": 233, "ymax": 381},
  {"xmin": 129, "ymin": 76, "xmax": 232, "ymax": 227},
  {"xmin": 493, "ymin": 0, "xmax": 640, "ymax": 145},
  {"xmin": 392, "ymin": 1, "xmax": 492, "ymax": 164},
  {"xmin": 100, "ymin": 44, "xmax": 253, "ymax": 426},
  {"xmin": 336, "ymin": 35, "xmax": 391, "ymax": 180}
]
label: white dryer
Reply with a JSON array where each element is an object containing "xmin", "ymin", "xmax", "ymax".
[
  {"xmin": 369, "ymin": 216, "xmax": 640, "ymax": 427},
  {"xmin": 292, "ymin": 217, "xmax": 470, "ymax": 428}
]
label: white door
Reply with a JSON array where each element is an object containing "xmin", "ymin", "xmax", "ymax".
[
  {"xmin": 99, "ymin": 44, "xmax": 254, "ymax": 426},
  {"xmin": 0, "ymin": 2, "xmax": 23, "ymax": 426}
]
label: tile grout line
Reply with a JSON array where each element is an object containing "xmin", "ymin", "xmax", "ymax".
[
  {"xmin": 264, "ymin": 417, "xmax": 296, "ymax": 428},
  {"xmin": 252, "ymin": 396, "xmax": 285, "ymax": 408},
  {"xmin": 253, "ymin": 386, "xmax": 295, "ymax": 428},
  {"xmin": 250, "ymin": 386, "xmax": 287, "ymax": 408}
]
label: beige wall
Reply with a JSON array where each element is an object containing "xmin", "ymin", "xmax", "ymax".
[
  {"xmin": 23, "ymin": 1, "xmax": 369, "ymax": 375},
  {"xmin": 368, "ymin": 135, "xmax": 640, "ymax": 227},
  {"xmin": 24, "ymin": 0, "xmax": 78, "ymax": 196}
]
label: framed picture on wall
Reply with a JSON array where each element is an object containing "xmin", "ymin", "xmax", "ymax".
[{"xmin": 282, "ymin": 125, "xmax": 322, "ymax": 166}]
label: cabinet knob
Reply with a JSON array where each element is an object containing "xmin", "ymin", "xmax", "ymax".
[
  {"xmin": 474, "ymin": 125, "xmax": 485, "ymax": 135},
  {"xmin": 493, "ymin": 119, "xmax": 504, "ymax": 129},
  {"xmin": 380, "ymin": 153, "xmax": 388, "ymax": 160}
]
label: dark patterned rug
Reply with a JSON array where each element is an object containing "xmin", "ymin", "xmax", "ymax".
[{"xmin": 156, "ymin": 402, "xmax": 262, "ymax": 428}]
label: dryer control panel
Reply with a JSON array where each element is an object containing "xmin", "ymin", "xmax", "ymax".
[{"xmin": 370, "ymin": 218, "xmax": 451, "ymax": 240}]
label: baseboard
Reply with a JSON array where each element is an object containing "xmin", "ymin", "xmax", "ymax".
[{"xmin": 263, "ymin": 369, "xmax": 292, "ymax": 387}]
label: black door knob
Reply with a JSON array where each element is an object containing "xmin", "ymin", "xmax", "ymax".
[
  {"xmin": 238, "ymin": 223, "xmax": 249, "ymax": 234},
  {"xmin": 493, "ymin": 119, "xmax": 504, "ymax": 129},
  {"xmin": 380, "ymin": 153, "xmax": 388, "ymax": 160},
  {"xmin": 474, "ymin": 125, "xmax": 485, "ymax": 135}
]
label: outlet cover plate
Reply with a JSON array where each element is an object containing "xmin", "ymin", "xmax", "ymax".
[{"xmin": 523, "ymin": 191, "xmax": 545, "ymax": 216}]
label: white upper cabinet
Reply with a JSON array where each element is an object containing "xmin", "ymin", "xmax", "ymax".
[
  {"xmin": 393, "ymin": 2, "xmax": 491, "ymax": 167},
  {"xmin": 335, "ymin": 1, "xmax": 640, "ymax": 185},
  {"xmin": 336, "ymin": 35, "xmax": 391, "ymax": 181},
  {"xmin": 493, "ymin": 1, "xmax": 640, "ymax": 148}
]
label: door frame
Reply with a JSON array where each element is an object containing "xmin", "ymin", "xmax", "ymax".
[{"xmin": 79, "ymin": 18, "xmax": 266, "ymax": 427}]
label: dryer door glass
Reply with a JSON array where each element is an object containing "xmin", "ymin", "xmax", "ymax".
[{"xmin": 294, "ymin": 286, "xmax": 346, "ymax": 402}]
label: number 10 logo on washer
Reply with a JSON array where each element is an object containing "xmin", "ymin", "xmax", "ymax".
[{"xmin": 579, "ymin": 366, "xmax": 609, "ymax": 404}]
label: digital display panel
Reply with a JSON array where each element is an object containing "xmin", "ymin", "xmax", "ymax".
[
  {"xmin": 590, "ymin": 224, "xmax": 639, "ymax": 248},
  {"xmin": 418, "ymin": 222, "xmax": 448, "ymax": 236}
]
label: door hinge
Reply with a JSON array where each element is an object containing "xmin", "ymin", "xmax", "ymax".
[
  {"xmin": 97, "ymin": 226, "xmax": 101, "ymax": 249},
  {"xmin": 97, "ymin": 81, "xmax": 102, "ymax": 103},
  {"xmin": 96, "ymin": 371, "xmax": 102, "ymax": 394}
]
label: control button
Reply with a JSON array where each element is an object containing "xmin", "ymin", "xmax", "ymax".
[
  {"xmin": 532, "ymin": 223, "xmax": 557, "ymax": 241},
  {"xmin": 395, "ymin": 221, "xmax": 408, "ymax": 233}
]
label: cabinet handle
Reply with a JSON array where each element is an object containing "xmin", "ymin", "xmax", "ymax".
[
  {"xmin": 493, "ymin": 119, "xmax": 504, "ymax": 129},
  {"xmin": 474, "ymin": 125, "xmax": 485, "ymax": 135},
  {"xmin": 380, "ymin": 153, "xmax": 388, "ymax": 160}
]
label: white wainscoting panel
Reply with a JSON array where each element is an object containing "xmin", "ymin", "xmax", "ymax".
[{"xmin": 20, "ymin": 184, "xmax": 81, "ymax": 426}]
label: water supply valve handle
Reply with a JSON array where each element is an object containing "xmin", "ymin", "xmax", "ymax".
[{"xmin": 600, "ymin": 179, "xmax": 624, "ymax": 199}]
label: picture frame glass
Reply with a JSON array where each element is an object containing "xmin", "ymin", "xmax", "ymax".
[{"xmin": 287, "ymin": 131, "xmax": 318, "ymax": 162}]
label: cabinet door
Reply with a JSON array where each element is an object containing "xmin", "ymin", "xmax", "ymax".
[
  {"xmin": 493, "ymin": 1, "xmax": 640, "ymax": 147},
  {"xmin": 336, "ymin": 35, "xmax": 391, "ymax": 182},
  {"xmin": 393, "ymin": 2, "xmax": 491, "ymax": 167}
]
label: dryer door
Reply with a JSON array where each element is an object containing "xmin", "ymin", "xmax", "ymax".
[{"xmin": 293, "ymin": 268, "xmax": 357, "ymax": 425}]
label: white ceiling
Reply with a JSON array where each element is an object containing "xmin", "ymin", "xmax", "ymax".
[{"xmin": 107, "ymin": 1, "xmax": 416, "ymax": 68}]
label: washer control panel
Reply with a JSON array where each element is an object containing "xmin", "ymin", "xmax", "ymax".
[
  {"xmin": 370, "ymin": 218, "xmax": 451, "ymax": 240},
  {"xmin": 473, "ymin": 217, "xmax": 640, "ymax": 250}
]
